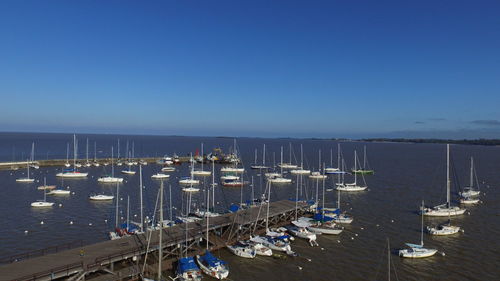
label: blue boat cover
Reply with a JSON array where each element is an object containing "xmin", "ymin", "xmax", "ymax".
[
  {"xmin": 63, "ymin": 168, "xmax": 75, "ymax": 172},
  {"xmin": 200, "ymin": 250, "xmax": 226, "ymax": 267},
  {"xmin": 229, "ymin": 204, "xmax": 239, "ymax": 213},
  {"xmin": 177, "ymin": 257, "xmax": 199, "ymax": 273},
  {"xmin": 313, "ymin": 213, "xmax": 335, "ymax": 222},
  {"xmin": 120, "ymin": 223, "xmax": 138, "ymax": 232}
]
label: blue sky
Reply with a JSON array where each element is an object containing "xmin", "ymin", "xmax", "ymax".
[{"xmin": 0, "ymin": 0, "xmax": 499, "ymax": 138}]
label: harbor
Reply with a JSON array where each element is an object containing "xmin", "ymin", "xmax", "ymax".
[
  {"xmin": 0, "ymin": 134, "xmax": 497, "ymax": 281},
  {"xmin": 0, "ymin": 200, "xmax": 306, "ymax": 281}
]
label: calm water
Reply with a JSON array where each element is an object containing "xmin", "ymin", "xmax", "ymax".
[{"xmin": 0, "ymin": 132, "xmax": 499, "ymax": 280}]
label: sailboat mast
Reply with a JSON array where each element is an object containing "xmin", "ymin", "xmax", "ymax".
[
  {"xmin": 280, "ymin": 146, "xmax": 284, "ymax": 175},
  {"xmin": 354, "ymin": 150, "xmax": 358, "ymax": 185},
  {"xmin": 266, "ymin": 181, "xmax": 271, "ymax": 230},
  {"xmin": 206, "ymin": 162, "xmax": 211, "ymax": 249},
  {"xmin": 262, "ymin": 144, "xmax": 266, "ymax": 166},
  {"xmin": 337, "ymin": 143, "xmax": 341, "ymax": 183},
  {"xmin": 201, "ymin": 143, "xmax": 204, "ymax": 171},
  {"xmin": 111, "ymin": 146, "xmax": 115, "ymax": 177},
  {"xmin": 295, "ymin": 174, "xmax": 299, "ymax": 221},
  {"xmin": 470, "ymin": 157, "xmax": 474, "ymax": 187},
  {"xmin": 300, "ymin": 144, "xmax": 303, "ymax": 169},
  {"xmin": 127, "ymin": 195, "xmax": 130, "ymax": 230},
  {"xmin": 158, "ymin": 180, "xmax": 163, "ymax": 281},
  {"xmin": 86, "ymin": 138, "xmax": 89, "ymax": 163},
  {"xmin": 139, "ymin": 165, "xmax": 144, "ymax": 232},
  {"xmin": 421, "ymin": 200, "xmax": 424, "ymax": 246},
  {"xmin": 73, "ymin": 134, "xmax": 77, "ymax": 168},
  {"xmin": 115, "ymin": 182, "xmax": 119, "ymax": 228},
  {"xmin": 322, "ymin": 164, "xmax": 325, "ymax": 211},
  {"xmin": 446, "ymin": 144, "xmax": 450, "ymax": 206}
]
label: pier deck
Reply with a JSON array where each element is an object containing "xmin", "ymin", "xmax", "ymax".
[{"xmin": 0, "ymin": 200, "xmax": 307, "ymax": 281}]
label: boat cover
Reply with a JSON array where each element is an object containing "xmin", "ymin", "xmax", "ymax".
[{"xmin": 178, "ymin": 257, "xmax": 199, "ymax": 272}]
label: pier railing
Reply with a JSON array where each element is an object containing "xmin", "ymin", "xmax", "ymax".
[
  {"xmin": 0, "ymin": 240, "xmax": 84, "ymax": 264},
  {"xmin": 12, "ymin": 261, "xmax": 83, "ymax": 281}
]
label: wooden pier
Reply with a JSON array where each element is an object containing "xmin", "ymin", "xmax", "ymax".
[{"xmin": 0, "ymin": 200, "xmax": 308, "ymax": 281}]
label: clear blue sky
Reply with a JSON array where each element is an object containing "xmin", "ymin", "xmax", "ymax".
[{"xmin": 1, "ymin": 0, "xmax": 499, "ymax": 138}]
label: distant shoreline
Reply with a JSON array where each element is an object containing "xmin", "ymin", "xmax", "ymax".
[{"xmin": 360, "ymin": 138, "xmax": 500, "ymax": 146}]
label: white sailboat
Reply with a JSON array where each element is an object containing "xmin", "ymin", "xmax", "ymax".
[
  {"xmin": 16, "ymin": 160, "xmax": 35, "ymax": 183},
  {"xmin": 459, "ymin": 157, "xmax": 480, "ymax": 199},
  {"xmin": 98, "ymin": 147, "xmax": 123, "ymax": 183},
  {"xmin": 196, "ymin": 176, "xmax": 229, "ymax": 280},
  {"xmin": 65, "ymin": 142, "xmax": 71, "ymax": 167},
  {"xmin": 192, "ymin": 143, "xmax": 212, "ymax": 176},
  {"xmin": 278, "ymin": 143, "xmax": 298, "ymax": 169},
  {"xmin": 421, "ymin": 144, "xmax": 466, "ymax": 217},
  {"xmin": 250, "ymin": 144, "xmax": 269, "ymax": 169},
  {"xmin": 151, "ymin": 173, "xmax": 170, "ymax": 179},
  {"xmin": 250, "ymin": 181, "xmax": 294, "ymax": 254},
  {"xmin": 336, "ymin": 150, "xmax": 367, "ymax": 191},
  {"xmin": 268, "ymin": 146, "xmax": 292, "ymax": 183},
  {"xmin": 291, "ymin": 144, "xmax": 310, "ymax": 175},
  {"xmin": 399, "ymin": 201, "xmax": 438, "ymax": 258},
  {"xmin": 180, "ymin": 154, "xmax": 200, "ymax": 185},
  {"xmin": 31, "ymin": 178, "xmax": 55, "ymax": 207},
  {"xmin": 57, "ymin": 135, "xmax": 88, "ymax": 178},
  {"xmin": 122, "ymin": 151, "xmax": 136, "ymax": 175},
  {"xmin": 309, "ymin": 150, "xmax": 327, "ymax": 179}
]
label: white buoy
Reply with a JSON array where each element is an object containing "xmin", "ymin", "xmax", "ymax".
[
  {"xmin": 441, "ymin": 252, "xmax": 446, "ymax": 256},
  {"xmin": 391, "ymin": 220, "xmax": 394, "ymax": 223},
  {"xmin": 376, "ymin": 224, "xmax": 380, "ymax": 227},
  {"xmin": 321, "ymin": 247, "xmax": 325, "ymax": 250},
  {"xmin": 70, "ymin": 221, "xmax": 73, "ymax": 225},
  {"xmin": 355, "ymin": 233, "xmax": 358, "ymax": 237},
  {"xmin": 298, "ymin": 266, "xmax": 303, "ymax": 270},
  {"xmin": 72, "ymin": 192, "xmax": 76, "ymax": 195},
  {"xmin": 351, "ymin": 237, "xmax": 354, "ymax": 240},
  {"xmin": 40, "ymin": 221, "xmax": 44, "ymax": 225},
  {"xmin": 307, "ymin": 258, "xmax": 311, "ymax": 262},
  {"xmin": 89, "ymin": 223, "xmax": 93, "ymax": 226},
  {"xmin": 59, "ymin": 204, "xmax": 63, "ymax": 207},
  {"xmin": 104, "ymin": 219, "xmax": 108, "ymax": 223},
  {"xmin": 360, "ymin": 227, "xmax": 364, "ymax": 230},
  {"xmin": 337, "ymin": 240, "xmax": 341, "ymax": 243},
  {"xmin": 24, "ymin": 230, "xmax": 28, "ymax": 234}
]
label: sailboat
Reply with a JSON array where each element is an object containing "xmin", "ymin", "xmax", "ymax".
[
  {"xmin": 65, "ymin": 142, "xmax": 71, "ymax": 167},
  {"xmin": 459, "ymin": 157, "xmax": 480, "ymax": 204},
  {"xmin": 85, "ymin": 138, "xmax": 92, "ymax": 167},
  {"xmin": 309, "ymin": 150, "xmax": 327, "ymax": 179},
  {"xmin": 16, "ymin": 160, "xmax": 35, "ymax": 183},
  {"xmin": 426, "ymin": 219, "xmax": 461, "ymax": 235},
  {"xmin": 250, "ymin": 144, "xmax": 269, "ymax": 169},
  {"xmin": 325, "ymin": 143, "xmax": 347, "ymax": 174},
  {"xmin": 336, "ymin": 150, "xmax": 367, "ymax": 191},
  {"xmin": 399, "ymin": 201, "xmax": 438, "ymax": 258},
  {"xmin": 56, "ymin": 135, "xmax": 88, "ymax": 178},
  {"xmin": 221, "ymin": 140, "xmax": 244, "ymax": 173},
  {"xmin": 192, "ymin": 143, "xmax": 212, "ymax": 176},
  {"xmin": 291, "ymin": 144, "xmax": 311, "ymax": 175},
  {"xmin": 98, "ymin": 147, "xmax": 124, "ymax": 183},
  {"xmin": 421, "ymin": 144, "xmax": 466, "ymax": 216},
  {"xmin": 332, "ymin": 187, "xmax": 354, "ymax": 224},
  {"xmin": 29, "ymin": 142, "xmax": 39, "ymax": 169},
  {"xmin": 122, "ymin": 151, "xmax": 136, "ymax": 175},
  {"xmin": 268, "ymin": 146, "xmax": 292, "ymax": 183},
  {"xmin": 196, "ymin": 176, "xmax": 229, "ymax": 280},
  {"xmin": 278, "ymin": 143, "xmax": 298, "ymax": 169},
  {"xmin": 250, "ymin": 181, "xmax": 294, "ymax": 254},
  {"xmin": 31, "ymin": 182, "xmax": 55, "ymax": 207},
  {"xmin": 304, "ymin": 174, "xmax": 343, "ymax": 234},
  {"xmin": 351, "ymin": 145, "xmax": 374, "ymax": 174},
  {"xmin": 180, "ymin": 154, "xmax": 200, "ymax": 185},
  {"xmin": 93, "ymin": 141, "xmax": 100, "ymax": 167}
]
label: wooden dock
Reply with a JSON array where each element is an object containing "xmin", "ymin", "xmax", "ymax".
[{"xmin": 0, "ymin": 200, "xmax": 307, "ymax": 281}]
